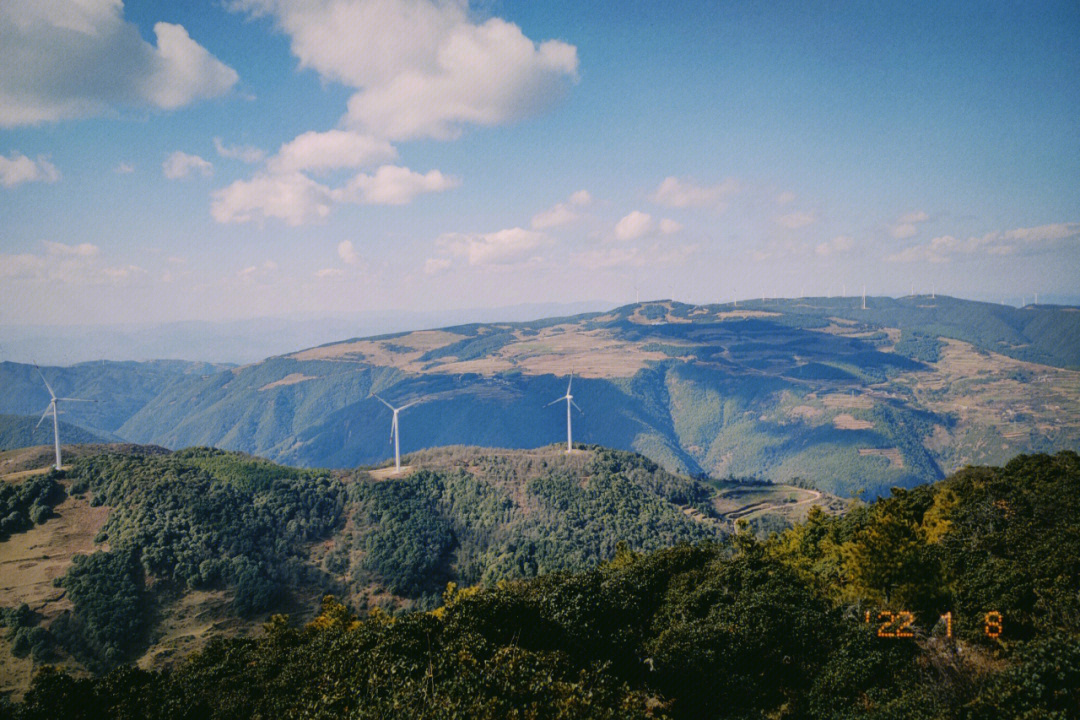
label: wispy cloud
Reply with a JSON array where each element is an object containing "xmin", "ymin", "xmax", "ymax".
[
  {"xmin": 815, "ymin": 235, "xmax": 853, "ymax": 257},
  {"xmin": 531, "ymin": 189, "xmax": 591, "ymax": 230},
  {"xmin": 890, "ymin": 210, "xmax": 929, "ymax": 239},
  {"xmin": 434, "ymin": 227, "xmax": 548, "ymax": 268},
  {"xmin": 0, "ymin": 151, "xmax": 60, "ymax": 187},
  {"xmin": 163, "ymin": 151, "xmax": 213, "ymax": 180},
  {"xmin": 888, "ymin": 222, "xmax": 1080, "ymax": 263},
  {"xmin": 213, "ymin": 137, "xmax": 265, "ymax": 164},
  {"xmin": 775, "ymin": 211, "xmax": 816, "ymax": 230},
  {"xmin": 649, "ymin": 176, "xmax": 739, "ymax": 209}
]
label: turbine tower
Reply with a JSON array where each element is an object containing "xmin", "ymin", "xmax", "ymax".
[
  {"xmin": 862, "ymin": 285, "xmax": 867, "ymax": 310},
  {"xmin": 34, "ymin": 365, "xmax": 93, "ymax": 471},
  {"xmin": 372, "ymin": 394, "xmax": 419, "ymax": 473},
  {"xmin": 546, "ymin": 373, "xmax": 583, "ymax": 453}
]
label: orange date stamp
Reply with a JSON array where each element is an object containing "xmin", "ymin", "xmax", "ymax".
[{"xmin": 864, "ymin": 610, "xmax": 1003, "ymax": 638}]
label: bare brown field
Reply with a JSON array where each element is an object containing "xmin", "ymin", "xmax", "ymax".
[
  {"xmin": 0, "ymin": 495, "xmax": 111, "ymax": 618},
  {"xmin": 259, "ymin": 372, "xmax": 318, "ymax": 391},
  {"xmin": 788, "ymin": 404, "xmax": 822, "ymax": 420},
  {"xmin": 833, "ymin": 413, "xmax": 874, "ymax": 430},
  {"xmin": 289, "ymin": 329, "xmax": 466, "ymax": 364},
  {"xmin": 0, "ymin": 490, "xmax": 112, "ymax": 697}
]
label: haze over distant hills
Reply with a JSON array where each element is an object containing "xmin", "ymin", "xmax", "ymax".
[
  {"xmin": 1, "ymin": 296, "xmax": 1078, "ymax": 498},
  {"xmin": 0, "ymin": 302, "xmax": 610, "ymax": 366}
]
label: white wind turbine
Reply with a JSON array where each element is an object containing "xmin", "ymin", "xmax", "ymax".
[
  {"xmin": 546, "ymin": 373, "xmax": 583, "ymax": 453},
  {"xmin": 34, "ymin": 365, "xmax": 93, "ymax": 471},
  {"xmin": 372, "ymin": 393, "xmax": 419, "ymax": 474}
]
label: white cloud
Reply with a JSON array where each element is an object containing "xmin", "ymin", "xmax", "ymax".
[
  {"xmin": 776, "ymin": 191, "xmax": 796, "ymax": 205},
  {"xmin": 887, "ymin": 222, "xmax": 1080, "ymax": 263},
  {"xmin": 659, "ymin": 218, "xmax": 683, "ymax": 235},
  {"xmin": 268, "ymin": 129, "xmax": 394, "ymax": 173},
  {"xmin": 0, "ymin": 1, "xmax": 238, "ymax": 126},
  {"xmin": 211, "ymin": 165, "xmax": 456, "ymax": 225},
  {"xmin": 114, "ymin": 161, "xmax": 134, "ymax": 174},
  {"xmin": 531, "ymin": 189, "xmax": 591, "ymax": 229},
  {"xmin": 334, "ymin": 165, "xmax": 458, "ymax": 205},
  {"xmin": 338, "ymin": 239, "xmax": 361, "ymax": 265},
  {"xmin": 315, "ymin": 267, "xmax": 345, "ymax": 278},
  {"xmin": 614, "ymin": 211, "xmax": 654, "ymax": 241},
  {"xmin": 163, "ymin": 151, "xmax": 213, "ymax": 179},
  {"xmin": 213, "ymin": 137, "xmax": 265, "ymax": 164},
  {"xmin": 0, "ymin": 151, "xmax": 60, "ymax": 187},
  {"xmin": 890, "ymin": 210, "xmax": 929, "ymax": 239},
  {"xmin": 423, "ymin": 257, "xmax": 452, "ymax": 275},
  {"xmin": 212, "ymin": 171, "xmax": 334, "ymax": 226},
  {"xmin": 815, "ymin": 235, "xmax": 854, "ymax": 257},
  {"xmin": 775, "ymin": 211, "xmax": 816, "ymax": 229},
  {"xmin": 230, "ymin": 0, "xmax": 578, "ymax": 140},
  {"xmin": 612, "ymin": 211, "xmax": 682, "ymax": 241},
  {"xmin": 568, "ymin": 190, "xmax": 591, "ymax": 206},
  {"xmin": 649, "ymin": 176, "xmax": 739, "ymax": 209},
  {"xmin": 436, "ymin": 227, "xmax": 547, "ymax": 266}
]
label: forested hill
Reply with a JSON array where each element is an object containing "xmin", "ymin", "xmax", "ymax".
[
  {"xmin": 2, "ymin": 296, "xmax": 1079, "ymax": 498},
  {"xmin": 0, "ymin": 444, "xmax": 732, "ymax": 691},
  {"xmin": 4, "ymin": 451, "xmax": 1078, "ymax": 718}
]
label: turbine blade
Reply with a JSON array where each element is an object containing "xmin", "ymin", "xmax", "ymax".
[
  {"xmin": 398, "ymin": 400, "xmax": 419, "ymax": 412},
  {"xmin": 390, "ymin": 415, "xmax": 397, "ymax": 440},
  {"xmin": 371, "ymin": 393, "xmax": 395, "ymax": 410},
  {"xmin": 545, "ymin": 397, "xmax": 563, "ymax": 407},
  {"xmin": 570, "ymin": 399, "xmax": 583, "ymax": 414},
  {"xmin": 56, "ymin": 398, "xmax": 95, "ymax": 402},
  {"xmin": 36, "ymin": 406, "xmax": 52, "ymax": 428},
  {"xmin": 34, "ymin": 364, "xmax": 56, "ymax": 399},
  {"xmin": 567, "ymin": 372, "xmax": 573, "ymax": 393}
]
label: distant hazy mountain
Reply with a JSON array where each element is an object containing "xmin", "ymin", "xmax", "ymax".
[
  {"xmin": 1, "ymin": 296, "xmax": 1077, "ymax": 497},
  {"xmin": 0, "ymin": 301, "xmax": 612, "ymax": 365}
]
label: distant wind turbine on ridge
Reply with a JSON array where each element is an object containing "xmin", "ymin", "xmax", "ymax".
[
  {"xmin": 546, "ymin": 373, "xmax": 583, "ymax": 453},
  {"xmin": 34, "ymin": 365, "xmax": 94, "ymax": 471},
  {"xmin": 372, "ymin": 393, "xmax": 420, "ymax": 473}
]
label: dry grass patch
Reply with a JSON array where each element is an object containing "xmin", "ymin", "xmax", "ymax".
[
  {"xmin": 259, "ymin": 372, "xmax": 318, "ymax": 391},
  {"xmin": 833, "ymin": 414, "xmax": 874, "ymax": 430}
]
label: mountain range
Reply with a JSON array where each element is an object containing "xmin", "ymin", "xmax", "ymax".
[{"xmin": 2, "ymin": 296, "xmax": 1078, "ymax": 498}]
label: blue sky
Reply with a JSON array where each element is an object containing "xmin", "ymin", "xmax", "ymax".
[{"xmin": 1, "ymin": 0, "xmax": 1078, "ymax": 326}]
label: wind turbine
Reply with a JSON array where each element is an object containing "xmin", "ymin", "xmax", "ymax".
[
  {"xmin": 546, "ymin": 373, "xmax": 582, "ymax": 453},
  {"xmin": 34, "ymin": 365, "xmax": 93, "ymax": 471},
  {"xmin": 372, "ymin": 394, "xmax": 419, "ymax": 473}
]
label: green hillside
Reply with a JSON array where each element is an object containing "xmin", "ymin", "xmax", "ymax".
[
  {"xmin": 5, "ymin": 451, "xmax": 1077, "ymax": 718},
  {"xmin": 0, "ymin": 444, "xmax": 734, "ymax": 686},
  {"xmin": 0, "ymin": 415, "xmax": 111, "ymax": 451},
  {"xmin": 2, "ymin": 297, "xmax": 1078, "ymax": 498}
]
